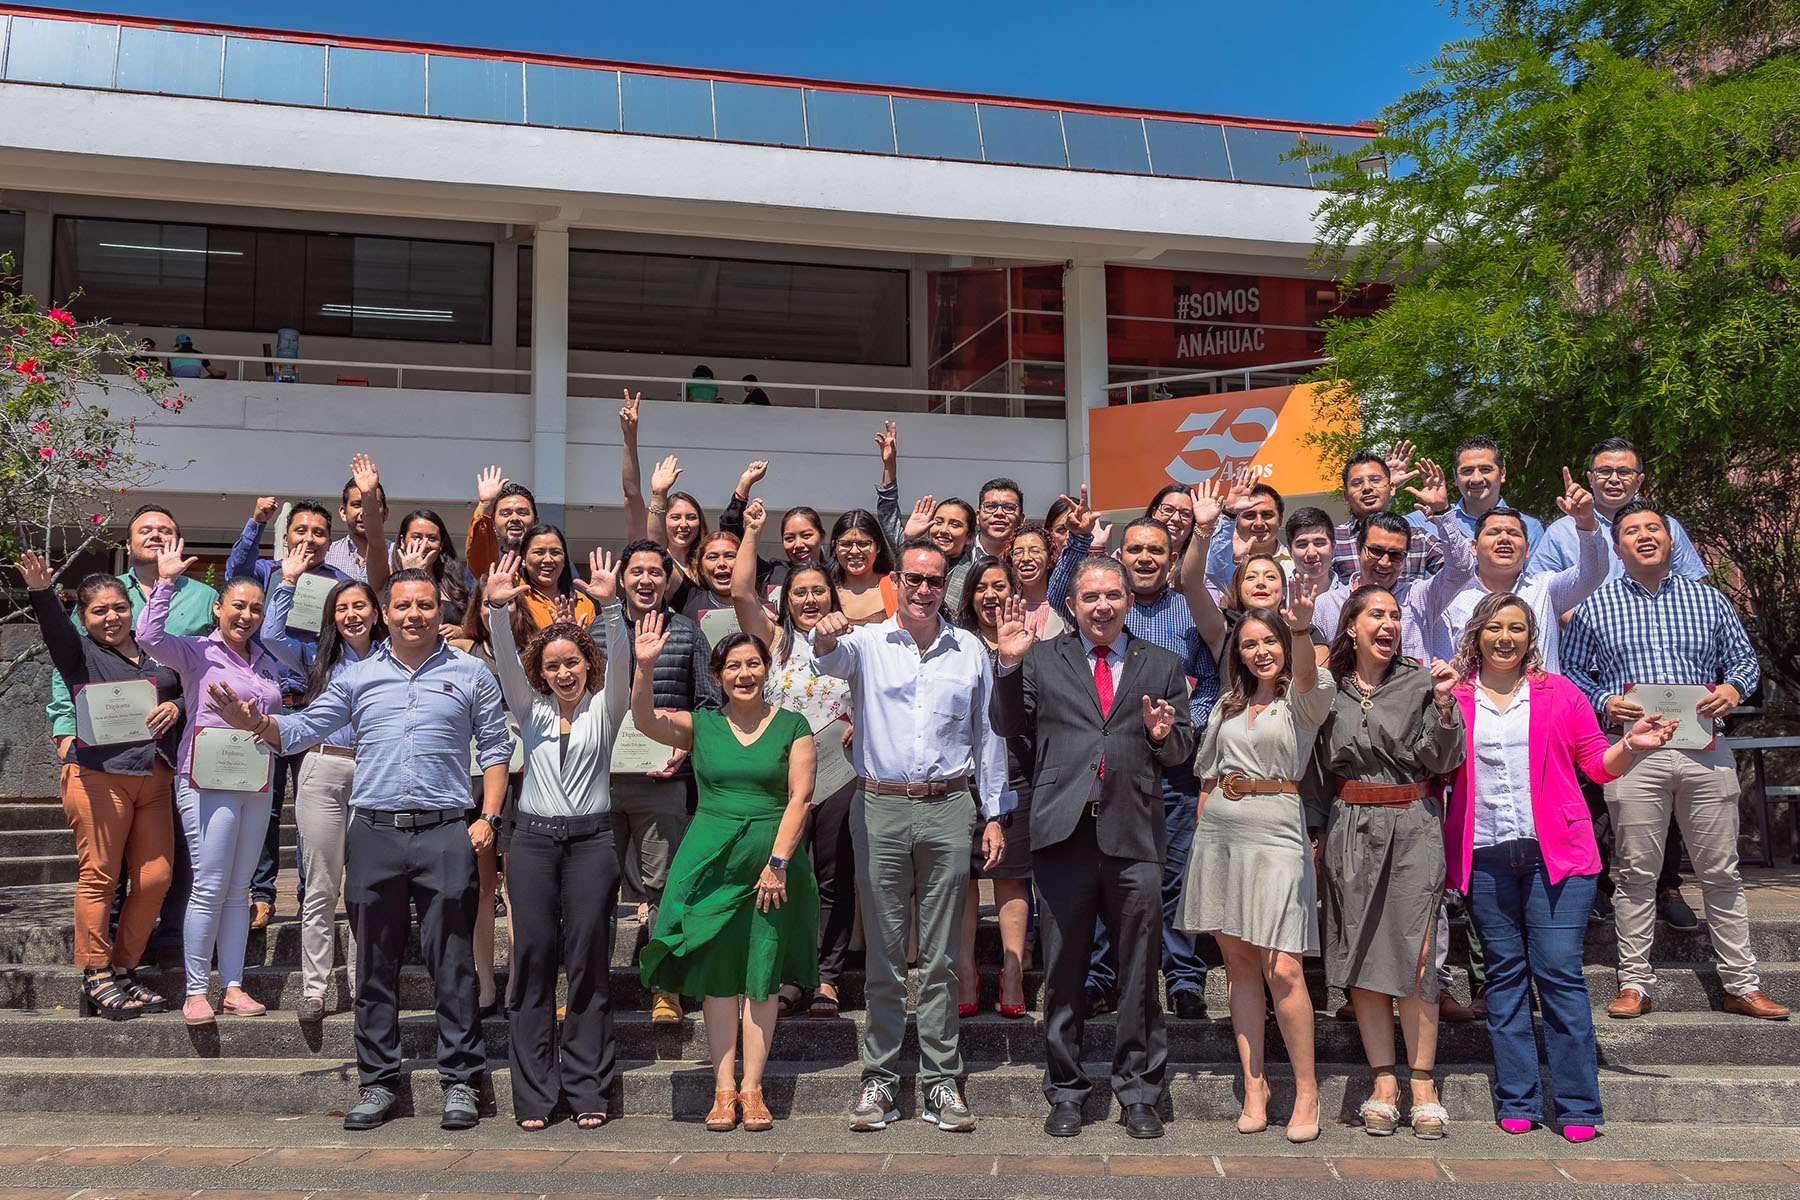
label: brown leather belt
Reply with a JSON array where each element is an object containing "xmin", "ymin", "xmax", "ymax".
[
  {"xmin": 1220, "ymin": 771, "xmax": 1301, "ymax": 801},
  {"xmin": 310, "ymin": 744, "xmax": 355, "ymax": 760},
  {"xmin": 1339, "ymin": 780, "xmax": 1432, "ymax": 808},
  {"xmin": 856, "ymin": 775, "xmax": 969, "ymax": 798}
]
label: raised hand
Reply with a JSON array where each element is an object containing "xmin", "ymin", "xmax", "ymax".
[
  {"xmin": 743, "ymin": 498, "xmax": 768, "ymax": 536},
  {"xmin": 1190, "ymin": 474, "xmax": 1227, "ymax": 529},
  {"xmin": 396, "ymin": 534, "xmax": 431, "ymax": 571},
  {"xmin": 15, "ymin": 550, "xmax": 53, "ymax": 592},
  {"xmin": 549, "ymin": 594, "xmax": 578, "ymax": 626},
  {"xmin": 1624, "ymin": 713, "xmax": 1679, "ymax": 753},
  {"xmin": 619, "ymin": 390, "xmax": 641, "ymax": 438},
  {"xmin": 252, "ymin": 496, "xmax": 279, "ymax": 523},
  {"xmin": 1091, "ymin": 520, "xmax": 1113, "ymax": 550},
  {"xmin": 475, "ymin": 465, "xmax": 506, "ymax": 507},
  {"xmin": 1284, "ymin": 573, "xmax": 1319, "ymax": 631},
  {"xmin": 1058, "ymin": 485, "xmax": 1099, "ymax": 538},
  {"xmin": 1428, "ymin": 657, "xmax": 1458, "ymax": 702},
  {"xmin": 875, "ymin": 421, "xmax": 898, "ymax": 471},
  {"xmin": 1556, "ymin": 465, "xmax": 1596, "ymax": 527},
  {"xmin": 1142, "ymin": 695, "xmax": 1177, "ymax": 740},
  {"xmin": 1223, "ymin": 465, "xmax": 1258, "ymax": 514},
  {"xmin": 736, "ymin": 460, "xmax": 769, "ymax": 497},
  {"xmin": 205, "ymin": 681, "xmax": 262, "ymax": 732},
  {"xmin": 995, "ymin": 594, "xmax": 1035, "ymax": 667},
  {"xmin": 634, "ymin": 609, "xmax": 670, "ymax": 666},
  {"xmin": 157, "ymin": 537, "xmax": 197, "ymax": 584},
  {"xmin": 650, "ymin": 455, "xmax": 682, "ymax": 498},
  {"xmin": 1385, "ymin": 439, "xmax": 1421, "ymax": 490},
  {"xmin": 902, "ymin": 494, "xmax": 935, "ymax": 541},
  {"xmin": 1404, "ymin": 458, "xmax": 1450, "ymax": 516},
  {"xmin": 575, "ymin": 548, "xmax": 620, "ymax": 606},
  {"xmin": 810, "ymin": 609, "xmax": 852, "ymax": 655},
  {"xmin": 280, "ymin": 543, "xmax": 316, "ymax": 584},
  {"xmin": 350, "ymin": 453, "xmax": 380, "ymax": 498},
  {"xmin": 485, "ymin": 551, "xmax": 529, "ymax": 608}
]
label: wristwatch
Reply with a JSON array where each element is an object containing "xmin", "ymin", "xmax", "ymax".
[
  {"xmin": 475, "ymin": 812, "xmax": 501, "ymax": 829},
  {"xmin": 767, "ymin": 854, "xmax": 789, "ymax": 870}
]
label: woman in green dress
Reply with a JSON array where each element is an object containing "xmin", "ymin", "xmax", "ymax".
[{"xmin": 631, "ymin": 612, "xmax": 819, "ymax": 1133}]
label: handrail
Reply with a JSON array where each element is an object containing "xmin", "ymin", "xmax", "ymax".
[
  {"xmin": 567, "ymin": 370, "xmax": 1041, "ymax": 415},
  {"xmin": 120, "ymin": 349, "xmax": 528, "ymax": 390},
  {"xmin": 1102, "ymin": 358, "xmax": 1329, "ymax": 403}
]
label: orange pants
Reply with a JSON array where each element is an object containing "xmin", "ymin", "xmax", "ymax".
[{"xmin": 60, "ymin": 762, "xmax": 174, "ymax": 969}]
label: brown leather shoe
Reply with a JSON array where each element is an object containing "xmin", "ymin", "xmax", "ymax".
[
  {"xmin": 1607, "ymin": 989, "xmax": 1652, "ymax": 1019},
  {"xmin": 704, "ymin": 1088, "xmax": 739, "ymax": 1131},
  {"xmin": 249, "ymin": 901, "xmax": 273, "ymax": 931},
  {"xmin": 1469, "ymin": 989, "xmax": 1488, "ymax": 1021},
  {"xmin": 1438, "ymin": 994, "xmax": 1477, "ymax": 1022},
  {"xmin": 739, "ymin": 1086, "xmax": 773, "ymax": 1131},
  {"xmin": 1723, "ymin": 990, "xmax": 1791, "ymax": 1021}
]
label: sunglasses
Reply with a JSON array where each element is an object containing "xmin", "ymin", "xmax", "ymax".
[
  {"xmin": 900, "ymin": 571, "xmax": 948, "ymax": 591},
  {"xmin": 1364, "ymin": 546, "xmax": 1407, "ymax": 563}
]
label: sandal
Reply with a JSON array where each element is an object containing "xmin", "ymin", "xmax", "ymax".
[
  {"xmin": 808, "ymin": 989, "xmax": 840, "ymax": 1020},
  {"xmin": 705, "ymin": 1088, "xmax": 739, "ymax": 1132},
  {"xmin": 118, "ymin": 968, "xmax": 168, "ymax": 1013},
  {"xmin": 576, "ymin": 1112, "xmax": 608, "ymax": 1130},
  {"xmin": 1359, "ymin": 1065, "xmax": 1399, "ymax": 1136},
  {"xmin": 516, "ymin": 1117, "xmax": 548, "ymax": 1132},
  {"xmin": 80, "ymin": 968, "xmax": 143, "ymax": 1021},
  {"xmin": 775, "ymin": 985, "xmax": 807, "ymax": 1020},
  {"xmin": 1409, "ymin": 1071, "xmax": 1447, "ymax": 1139},
  {"xmin": 739, "ymin": 1086, "xmax": 773, "ymax": 1132}
]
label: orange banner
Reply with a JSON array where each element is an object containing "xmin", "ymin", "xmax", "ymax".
[{"xmin": 1088, "ymin": 381, "xmax": 1350, "ymax": 509}]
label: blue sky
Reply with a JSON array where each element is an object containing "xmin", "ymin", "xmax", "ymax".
[{"xmin": 79, "ymin": 1, "xmax": 1473, "ymax": 126}]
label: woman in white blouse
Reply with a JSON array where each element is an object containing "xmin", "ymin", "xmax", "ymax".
[{"xmin": 485, "ymin": 549, "xmax": 629, "ymax": 1131}]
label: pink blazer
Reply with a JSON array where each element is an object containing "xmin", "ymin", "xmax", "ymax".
[{"xmin": 1444, "ymin": 672, "xmax": 1615, "ymax": 891}]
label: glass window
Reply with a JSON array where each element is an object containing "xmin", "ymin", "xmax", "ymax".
[
  {"xmin": 5, "ymin": 16, "xmax": 118, "ymax": 88},
  {"xmin": 620, "ymin": 72, "xmax": 713, "ymax": 139},
  {"xmin": 340, "ymin": 236, "xmax": 492, "ymax": 342},
  {"xmin": 892, "ymin": 97, "xmax": 982, "ymax": 161},
  {"xmin": 1302, "ymin": 133, "xmax": 1376, "ymax": 183},
  {"xmin": 114, "ymin": 27, "xmax": 219, "ymax": 97},
  {"xmin": 803, "ymin": 89, "xmax": 894, "ymax": 154},
  {"xmin": 521, "ymin": 247, "xmax": 908, "ymax": 366},
  {"xmin": 428, "ymin": 54, "xmax": 523, "ymax": 123},
  {"xmin": 327, "ymin": 46, "xmax": 425, "ymax": 115},
  {"xmin": 713, "ymin": 81, "xmax": 804, "ymax": 147},
  {"xmin": 525, "ymin": 63, "xmax": 618, "ymax": 131},
  {"xmin": 53, "ymin": 218, "xmax": 208, "ymax": 329},
  {"xmin": 0, "ymin": 210, "xmax": 25, "ymax": 295},
  {"xmin": 223, "ymin": 37, "xmax": 324, "ymax": 106},
  {"xmin": 1061, "ymin": 112, "xmax": 1149, "ymax": 174},
  {"xmin": 976, "ymin": 105, "xmax": 1067, "ymax": 168},
  {"xmin": 1222, "ymin": 127, "xmax": 1309, "ymax": 185},
  {"xmin": 1143, "ymin": 120, "xmax": 1232, "ymax": 180}
]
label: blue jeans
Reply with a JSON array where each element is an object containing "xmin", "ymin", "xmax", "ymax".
[
  {"xmin": 1088, "ymin": 771, "xmax": 1207, "ymax": 1000},
  {"xmin": 1465, "ymin": 839, "xmax": 1603, "ymax": 1127}
]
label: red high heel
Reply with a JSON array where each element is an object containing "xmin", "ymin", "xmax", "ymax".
[
  {"xmin": 958, "ymin": 973, "xmax": 981, "ymax": 1019},
  {"xmin": 998, "ymin": 962, "xmax": 1027, "ymax": 1018}
]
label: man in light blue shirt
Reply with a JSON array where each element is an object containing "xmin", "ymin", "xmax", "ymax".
[
  {"xmin": 1529, "ymin": 436, "xmax": 1707, "ymax": 583},
  {"xmin": 209, "ymin": 569, "xmax": 510, "ymax": 1134},
  {"xmin": 1406, "ymin": 435, "xmax": 1545, "ymax": 551}
]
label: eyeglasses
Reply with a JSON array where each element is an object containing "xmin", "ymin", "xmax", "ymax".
[
  {"xmin": 900, "ymin": 571, "xmax": 948, "ymax": 591},
  {"xmin": 1153, "ymin": 503, "xmax": 1190, "ymax": 518},
  {"xmin": 1364, "ymin": 546, "xmax": 1407, "ymax": 563},
  {"xmin": 836, "ymin": 537, "xmax": 877, "ymax": 551},
  {"xmin": 979, "ymin": 501, "xmax": 1021, "ymax": 515},
  {"xmin": 1589, "ymin": 466, "xmax": 1642, "ymax": 480}
]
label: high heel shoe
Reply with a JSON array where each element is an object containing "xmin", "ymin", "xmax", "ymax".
[
  {"xmin": 997, "ymin": 963, "xmax": 1026, "ymax": 1018},
  {"xmin": 958, "ymin": 973, "xmax": 980, "ymax": 1020},
  {"xmin": 1286, "ymin": 1101, "xmax": 1321, "ymax": 1144},
  {"xmin": 1236, "ymin": 1113, "xmax": 1268, "ymax": 1134},
  {"xmin": 739, "ymin": 1086, "xmax": 773, "ymax": 1132}
]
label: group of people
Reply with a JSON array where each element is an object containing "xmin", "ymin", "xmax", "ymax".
[{"xmin": 24, "ymin": 394, "xmax": 1781, "ymax": 1145}]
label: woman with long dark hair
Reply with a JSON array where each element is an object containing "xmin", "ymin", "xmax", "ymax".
[
  {"xmin": 393, "ymin": 508, "xmax": 473, "ymax": 628},
  {"xmin": 647, "ymin": 454, "xmax": 711, "ymax": 609},
  {"xmin": 683, "ymin": 530, "xmax": 741, "ymax": 619},
  {"xmin": 261, "ymin": 554, "xmax": 387, "ymax": 1022},
  {"xmin": 828, "ymin": 509, "xmax": 897, "ymax": 626},
  {"xmin": 515, "ymin": 523, "xmax": 597, "ymax": 632},
  {"xmin": 1145, "ymin": 483, "xmax": 1198, "ymax": 559}
]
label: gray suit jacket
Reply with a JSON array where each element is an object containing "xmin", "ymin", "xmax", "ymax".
[{"xmin": 990, "ymin": 629, "xmax": 1194, "ymax": 863}]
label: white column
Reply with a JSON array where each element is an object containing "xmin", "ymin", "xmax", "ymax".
[
  {"xmin": 1062, "ymin": 260, "xmax": 1109, "ymax": 494},
  {"xmin": 530, "ymin": 226, "xmax": 570, "ymax": 529}
]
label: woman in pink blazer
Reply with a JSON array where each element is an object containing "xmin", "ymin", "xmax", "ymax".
[{"xmin": 1445, "ymin": 592, "xmax": 1673, "ymax": 1144}]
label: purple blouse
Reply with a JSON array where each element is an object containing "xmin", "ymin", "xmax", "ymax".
[{"xmin": 135, "ymin": 579, "xmax": 285, "ymax": 776}]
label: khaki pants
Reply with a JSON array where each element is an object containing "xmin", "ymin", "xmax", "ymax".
[{"xmin": 1606, "ymin": 745, "xmax": 1758, "ymax": 996}]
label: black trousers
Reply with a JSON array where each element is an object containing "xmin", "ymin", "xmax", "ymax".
[
  {"xmin": 1033, "ymin": 812, "xmax": 1167, "ymax": 1109},
  {"xmin": 345, "ymin": 811, "xmax": 484, "ymax": 1090},
  {"xmin": 807, "ymin": 780, "xmax": 857, "ymax": 987},
  {"xmin": 1584, "ymin": 778, "xmax": 1686, "ymax": 897},
  {"xmin": 504, "ymin": 821, "xmax": 621, "ymax": 1120}
]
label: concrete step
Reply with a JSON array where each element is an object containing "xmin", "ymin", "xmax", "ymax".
[
  {"xmin": 0, "ymin": 1002, "xmax": 1787, "ymax": 1068},
  {"xmin": 0, "ymin": 848, "xmax": 301, "ymax": 889},
  {"xmin": 0, "ymin": 826, "xmax": 298, "ymax": 859},
  {"xmin": 0, "ymin": 1053, "xmax": 1790, "ymax": 1123},
  {"xmin": 0, "ymin": 803, "xmax": 69, "ymax": 831}
]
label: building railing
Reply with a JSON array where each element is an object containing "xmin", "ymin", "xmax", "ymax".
[{"xmin": 1102, "ymin": 358, "xmax": 1331, "ymax": 403}]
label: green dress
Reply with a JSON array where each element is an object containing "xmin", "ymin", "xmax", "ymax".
[{"xmin": 640, "ymin": 707, "xmax": 820, "ymax": 1000}]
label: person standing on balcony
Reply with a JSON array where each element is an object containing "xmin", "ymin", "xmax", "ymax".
[
  {"xmin": 167, "ymin": 333, "xmax": 225, "ymax": 379},
  {"xmin": 323, "ymin": 455, "xmax": 391, "ymax": 595}
]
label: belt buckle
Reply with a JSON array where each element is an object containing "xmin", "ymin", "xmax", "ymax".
[
  {"xmin": 1220, "ymin": 771, "xmax": 1249, "ymax": 802},
  {"xmin": 905, "ymin": 780, "xmax": 930, "ymax": 799},
  {"xmin": 1087, "ymin": 801, "xmax": 1101, "ymax": 818},
  {"xmin": 392, "ymin": 812, "xmax": 417, "ymax": 829}
]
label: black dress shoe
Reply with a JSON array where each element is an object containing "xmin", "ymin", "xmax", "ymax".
[
  {"xmin": 1084, "ymin": 985, "xmax": 1112, "ymax": 1017},
  {"xmin": 1122, "ymin": 1102, "xmax": 1164, "ymax": 1139},
  {"xmin": 1172, "ymin": 990, "xmax": 1207, "ymax": 1020},
  {"xmin": 1044, "ymin": 1101, "xmax": 1082, "ymax": 1137}
]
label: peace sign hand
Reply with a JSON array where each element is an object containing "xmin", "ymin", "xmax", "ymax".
[
  {"xmin": 875, "ymin": 420, "xmax": 898, "ymax": 470},
  {"xmin": 1557, "ymin": 465, "xmax": 1596, "ymax": 528},
  {"xmin": 619, "ymin": 390, "xmax": 641, "ymax": 437},
  {"xmin": 1058, "ymin": 485, "xmax": 1098, "ymax": 538}
]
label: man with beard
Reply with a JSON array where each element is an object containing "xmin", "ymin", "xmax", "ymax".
[{"xmin": 466, "ymin": 465, "xmax": 538, "ymax": 580}]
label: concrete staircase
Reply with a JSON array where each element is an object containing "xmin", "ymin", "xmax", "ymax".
[
  {"xmin": 0, "ymin": 799, "xmax": 295, "ymax": 887},
  {"xmin": 1, "ymin": 795, "xmax": 1795, "ymax": 1125}
]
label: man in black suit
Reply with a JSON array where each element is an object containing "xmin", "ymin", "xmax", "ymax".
[{"xmin": 991, "ymin": 554, "xmax": 1195, "ymax": 1139}]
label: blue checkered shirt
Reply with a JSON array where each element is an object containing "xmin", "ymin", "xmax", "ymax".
[{"xmin": 1562, "ymin": 570, "xmax": 1760, "ymax": 729}]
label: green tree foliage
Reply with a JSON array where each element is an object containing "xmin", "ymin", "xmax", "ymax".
[{"xmin": 1307, "ymin": 0, "xmax": 1800, "ymax": 692}]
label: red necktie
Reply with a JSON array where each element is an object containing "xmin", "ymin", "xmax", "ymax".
[{"xmin": 1093, "ymin": 644, "xmax": 1113, "ymax": 780}]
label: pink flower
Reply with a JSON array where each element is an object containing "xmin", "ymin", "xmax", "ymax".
[
  {"xmin": 134, "ymin": 368, "xmax": 147, "ymax": 380},
  {"xmin": 91, "ymin": 513, "xmax": 104, "ymax": 525},
  {"xmin": 47, "ymin": 309, "xmax": 74, "ymax": 326},
  {"xmin": 13, "ymin": 358, "xmax": 38, "ymax": 375},
  {"xmin": 28, "ymin": 422, "xmax": 47, "ymax": 434},
  {"xmin": 38, "ymin": 447, "xmax": 52, "ymax": 459}
]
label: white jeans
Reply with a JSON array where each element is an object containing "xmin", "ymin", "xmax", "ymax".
[
  {"xmin": 176, "ymin": 775, "xmax": 271, "ymax": 997},
  {"xmin": 294, "ymin": 752, "xmax": 358, "ymax": 1000}
]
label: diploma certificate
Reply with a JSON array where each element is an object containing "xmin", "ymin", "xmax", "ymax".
[
  {"xmin": 190, "ymin": 726, "xmax": 273, "ymax": 792},
  {"xmin": 698, "ymin": 606, "xmax": 744, "ymax": 647},
  {"xmin": 468, "ymin": 720, "xmax": 526, "ymax": 773},
  {"xmin": 74, "ymin": 679, "xmax": 158, "ymax": 747},
  {"xmin": 811, "ymin": 718, "xmax": 857, "ymax": 801},
  {"xmin": 285, "ymin": 572, "xmax": 338, "ymax": 635},
  {"xmin": 1627, "ymin": 683, "xmax": 1717, "ymax": 751},
  {"xmin": 611, "ymin": 712, "xmax": 672, "ymax": 775}
]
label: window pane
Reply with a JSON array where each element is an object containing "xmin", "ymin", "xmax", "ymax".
[
  {"xmin": 223, "ymin": 37, "xmax": 324, "ymax": 106},
  {"xmin": 713, "ymin": 81, "xmax": 804, "ymax": 146},
  {"xmin": 52, "ymin": 217, "xmax": 208, "ymax": 328},
  {"xmin": 1061, "ymin": 112, "xmax": 1149, "ymax": 174},
  {"xmin": 428, "ymin": 54, "xmax": 522, "ymax": 123},
  {"xmin": 202, "ymin": 227, "xmax": 257, "ymax": 328},
  {"xmin": 525, "ymin": 63, "xmax": 618, "ymax": 131},
  {"xmin": 892, "ymin": 97, "xmax": 981, "ymax": 160},
  {"xmin": 303, "ymin": 234, "xmax": 354, "ymax": 337},
  {"xmin": 1144, "ymin": 120, "xmax": 1231, "ymax": 180},
  {"xmin": 803, "ymin": 89, "xmax": 893, "ymax": 154},
  {"xmin": 976, "ymin": 105, "xmax": 1066, "ymax": 168},
  {"xmin": 252, "ymin": 230, "xmax": 308, "ymax": 331},
  {"xmin": 347, "ymin": 236, "xmax": 491, "ymax": 343},
  {"xmin": 5, "ymin": 16, "xmax": 117, "ymax": 87},
  {"xmin": 327, "ymin": 46, "xmax": 425, "ymax": 115},
  {"xmin": 1222, "ymin": 127, "xmax": 1308, "ymax": 185},
  {"xmin": 0, "ymin": 210, "xmax": 25, "ymax": 295},
  {"xmin": 1302, "ymin": 133, "xmax": 1376, "ymax": 183},
  {"xmin": 114, "ymin": 27, "xmax": 218, "ymax": 97},
  {"xmin": 621, "ymin": 73, "xmax": 712, "ymax": 139}
]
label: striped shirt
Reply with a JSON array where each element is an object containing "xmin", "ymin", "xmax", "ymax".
[
  {"xmin": 1562, "ymin": 570, "xmax": 1760, "ymax": 731},
  {"xmin": 1333, "ymin": 515, "xmax": 1443, "ymax": 584}
]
